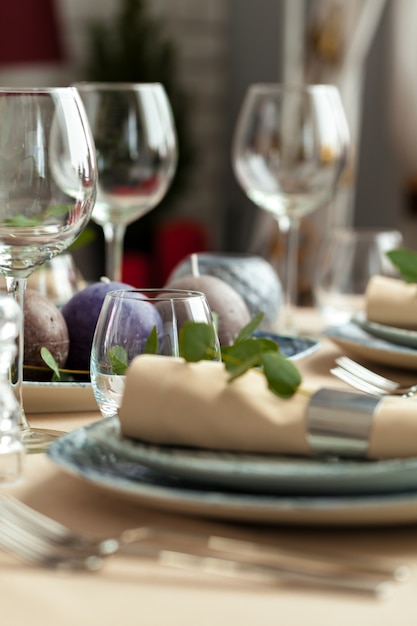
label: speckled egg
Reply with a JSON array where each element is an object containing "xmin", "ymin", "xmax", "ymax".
[{"xmin": 24, "ymin": 288, "xmax": 69, "ymax": 368}]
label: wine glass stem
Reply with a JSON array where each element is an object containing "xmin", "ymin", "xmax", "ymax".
[
  {"xmin": 5, "ymin": 276, "xmax": 30, "ymax": 431},
  {"xmin": 102, "ymin": 222, "xmax": 127, "ymax": 283},
  {"xmin": 278, "ymin": 216, "xmax": 300, "ymax": 334}
]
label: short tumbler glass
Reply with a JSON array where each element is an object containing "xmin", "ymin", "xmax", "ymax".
[
  {"xmin": 313, "ymin": 228, "xmax": 403, "ymax": 325},
  {"xmin": 90, "ymin": 288, "xmax": 221, "ymax": 418}
]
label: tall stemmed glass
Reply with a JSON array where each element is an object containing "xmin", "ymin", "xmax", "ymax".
[
  {"xmin": 75, "ymin": 82, "xmax": 178, "ymax": 282},
  {"xmin": 232, "ymin": 84, "xmax": 350, "ymax": 333},
  {"xmin": 0, "ymin": 87, "xmax": 97, "ymax": 452}
]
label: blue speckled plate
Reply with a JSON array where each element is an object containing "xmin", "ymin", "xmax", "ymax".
[
  {"xmin": 324, "ymin": 322, "xmax": 417, "ymax": 370},
  {"xmin": 253, "ymin": 332, "xmax": 319, "ymax": 361},
  {"xmin": 47, "ymin": 417, "xmax": 417, "ymax": 526}
]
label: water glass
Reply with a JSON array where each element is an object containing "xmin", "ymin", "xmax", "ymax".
[
  {"xmin": 91, "ymin": 288, "xmax": 221, "ymax": 418},
  {"xmin": 313, "ymin": 228, "xmax": 403, "ymax": 325}
]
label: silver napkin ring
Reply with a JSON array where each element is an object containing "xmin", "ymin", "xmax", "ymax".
[{"xmin": 306, "ymin": 388, "xmax": 382, "ymax": 458}]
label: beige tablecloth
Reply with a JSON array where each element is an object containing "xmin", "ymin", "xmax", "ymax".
[{"xmin": 4, "ymin": 312, "xmax": 417, "ymax": 626}]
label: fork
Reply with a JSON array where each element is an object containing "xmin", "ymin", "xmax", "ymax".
[
  {"xmin": 0, "ymin": 496, "xmax": 408, "ymax": 597},
  {"xmin": 332, "ymin": 357, "xmax": 417, "ymax": 397}
]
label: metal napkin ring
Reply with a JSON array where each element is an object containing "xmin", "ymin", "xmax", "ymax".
[{"xmin": 306, "ymin": 388, "xmax": 382, "ymax": 458}]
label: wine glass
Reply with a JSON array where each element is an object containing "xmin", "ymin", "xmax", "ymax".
[
  {"xmin": 27, "ymin": 253, "xmax": 84, "ymax": 307},
  {"xmin": 74, "ymin": 82, "xmax": 178, "ymax": 282},
  {"xmin": 232, "ymin": 83, "xmax": 350, "ymax": 333},
  {"xmin": 0, "ymin": 87, "xmax": 97, "ymax": 452},
  {"xmin": 90, "ymin": 288, "xmax": 221, "ymax": 419}
]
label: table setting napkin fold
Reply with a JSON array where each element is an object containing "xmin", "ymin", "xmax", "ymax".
[
  {"xmin": 365, "ymin": 275, "xmax": 417, "ymax": 330},
  {"xmin": 118, "ymin": 354, "xmax": 417, "ymax": 461}
]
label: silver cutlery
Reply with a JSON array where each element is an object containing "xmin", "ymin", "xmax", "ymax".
[
  {"xmin": 332, "ymin": 357, "xmax": 417, "ymax": 397},
  {"xmin": 0, "ymin": 496, "xmax": 409, "ymax": 597}
]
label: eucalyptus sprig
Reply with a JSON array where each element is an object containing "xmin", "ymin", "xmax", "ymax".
[
  {"xmin": 38, "ymin": 347, "xmax": 89, "ymax": 382},
  {"xmin": 179, "ymin": 312, "xmax": 301, "ymax": 398},
  {"xmin": 386, "ymin": 248, "xmax": 417, "ymax": 283}
]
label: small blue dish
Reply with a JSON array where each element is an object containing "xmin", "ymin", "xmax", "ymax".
[{"xmin": 253, "ymin": 331, "xmax": 319, "ymax": 361}]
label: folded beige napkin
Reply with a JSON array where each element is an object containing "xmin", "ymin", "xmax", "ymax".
[
  {"xmin": 365, "ymin": 275, "xmax": 417, "ymax": 330},
  {"xmin": 118, "ymin": 354, "xmax": 417, "ymax": 460}
]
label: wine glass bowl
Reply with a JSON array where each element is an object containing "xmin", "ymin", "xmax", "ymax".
[
  {"xmin": 75, "ymin": 82, "xmax": 178, "ymax": 282},
  {"xmin": 0, "ymin": 87, "xmax": 97, "ymax": 451},
  {"xmin": 0, "ymin": 91, "xmax": 96, "ymax": 274},
  {"xmin": 232, "ymin": 84, "xmax": 349, "ymax": 332},
  {"xmin": 90, "ymin": 288, "xmax": 221, "ymax": 419}
]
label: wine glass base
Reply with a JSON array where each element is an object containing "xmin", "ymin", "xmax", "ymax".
[
  {"xmin": 21, "ymin": 428, "xmax": 66, "ymax": 454},
  {"xmin": 0, "ymin": 441, "xmax": 25, "ymax": 485}
]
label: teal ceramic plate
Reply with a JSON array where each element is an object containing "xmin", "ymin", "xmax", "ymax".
[
  {"xmin": 324, "ymin": 322, "xmax": 417, "ymax": 370},
  {"xmin": 47, "ymin": 418, "xmax": 417, "ymax": 526},
  {"xmin": 86, "ymin": 416, "xmax": 417, "ymax": 496},
  {"xmin": 353, "ymin": 316, "xmax": 417, "ymax": 349}
]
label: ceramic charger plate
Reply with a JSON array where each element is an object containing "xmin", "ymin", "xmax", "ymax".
[{"xmin": 47, "ymin": 417, "xmax": 417, "ymax": 527}]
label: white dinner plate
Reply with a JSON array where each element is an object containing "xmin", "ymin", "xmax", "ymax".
[
  {"xmin": 23, "ymin": 381, "xmax": 97, "ymax": 414},
  {"xmin": 324, "ymin": 322, "xmax": 417, "ymax": 370},
  {"xmin": 47, "ymin": 418, "xmax": 417, "ymax": 526},
  {"xmin": 22, "ymin": 334, "xmax": 317, "ymax": 415}
]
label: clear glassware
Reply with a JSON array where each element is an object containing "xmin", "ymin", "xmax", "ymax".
[
  {"xmin": 0, "ymin": 295, "xmax": 24, "ymax": 484},
  {"xmin": 0, "ymin": 87, "xmax": 97, "ymax": 452},
  {"xmin": 74, "ymin": 82, "xmax": 178, "ymax": 282},
  {"xmin": 27, "ymin": 253, "xmax": 84, "ymax": 307},
  {"xmin": 313, "ymin": 228, "xmax": 403, "ymax": 325},
  {"xmin": 232, "ymin": 83, "xmax": 350, "ymax": 333},
  {"xmin": 91, "ymin": 289, "xmax": 221, "ymax": 418}
]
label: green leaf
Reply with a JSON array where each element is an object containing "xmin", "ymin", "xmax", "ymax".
[
  {"xmin": 40, "ymin": 347, "xmax": 61, "ymax": 381},
  {"xmin": 3, "ymin": 215, "xmax": 42, "ymax": 227},
  {"xmin": 386, "ymin": 248, "xmax": 417, "ymax": 283},
  {"xmin": 177, "ymin": 316, "xmax": 302, "ymax": 399},
  {"xmin": 108, "ymin": 345, "xmax": 128, "ymax": 375},
  {"xmin": 221, "ymin": 337, "xmax": 277, "ymax": 373},
  {"xmin": 226, "ymin": 354, "xmax": 262, "ymax": 381},
  {"xmin": 261, "ymin": 352, "xmax": 302, "ymax": 398},
  {"xmin": 235, "ymin": 312, "xmax": 264, "ymax": 342},
  {"xmin": 179, "ymin": 322, "xmax": 217, "ymax": 362},
  {"xmin": 143, "ymin": 326, "xmax": 158, "ymax": 354}
]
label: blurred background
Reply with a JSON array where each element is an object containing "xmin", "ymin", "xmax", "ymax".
[{"xmin": 2, "ymin": 0, "xmax": 417, "ymax": 302}]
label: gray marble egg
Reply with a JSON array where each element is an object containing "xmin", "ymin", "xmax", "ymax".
[{"xmin": 167, "ymin": 253, "xmax": 282, "ymax": 330}]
